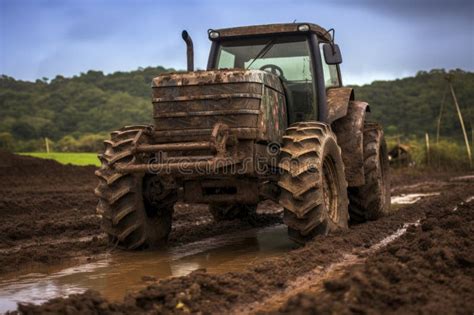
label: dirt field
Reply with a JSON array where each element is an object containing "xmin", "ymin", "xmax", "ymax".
[{"xmin": 1, "ymin": 150, "xmax": 473, "ymax": 314}]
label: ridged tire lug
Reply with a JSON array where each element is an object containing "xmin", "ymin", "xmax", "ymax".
[
  {"xmin": 348, "ymin": 122, "xmax": 391, "ymax": 223},
  {"xmin": 278, "ymin": 121, "xmax": 349, "ymax": 244},
  {"xmin": 95, "ymin": 125, "xmax": 176, "ymax": 250}
]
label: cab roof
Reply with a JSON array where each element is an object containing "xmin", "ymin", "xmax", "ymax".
[{"xmin": 211, "ymin": 23, "xmax": 332, "ymax": 42}]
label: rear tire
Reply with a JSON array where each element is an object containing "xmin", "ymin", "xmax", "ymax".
[
  {"xmin": 349, "ymin": 122, "xmax": 391, "ymax": 223},
  {"xmin": 278, "ymin": 122, "xmax": 349, "ymax": 244},
  {"xmin": 209, "ymin": 204, "xmax": 257, "ymax": 221},
  {"xmin": 95, "ymin": 126, "xmax": 177, "ymax": 249}
]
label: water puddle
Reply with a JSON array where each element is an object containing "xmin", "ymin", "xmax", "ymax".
[
  {"xmin": 450, "ymin": 174, "xmax": 474, "ymax": 182},
  {"xmin": 391, "ymin": 192, "xmax": 440, "ymax": 205},
  {"xmin": 0, "ymin": 224, "xmax": 293, "ymax": 313},
  {"xmin": 0, "ymin": 193, "xmax": 442, "ymax": 312}
]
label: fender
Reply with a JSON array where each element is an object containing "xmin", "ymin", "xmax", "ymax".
[
  {"xmin": 331, "ymin": 100, "xmax": 370, "ymax": 187},
  {"xmin": 326, "ymin": 87, "xmax": 354, "ymax": 123}
]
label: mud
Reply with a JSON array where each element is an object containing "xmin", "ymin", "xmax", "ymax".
[
  {"xmin": 274, "ymin": 197, "xmax": 474, "ymax": 314},
  {"xmin": 0, "ymin": 150, "xmax": 104, "ymax": 274},
  {"xmin": 0, "ymin": 225, "xmax": 293, "ymax": 313},
  {"xmin": 1, "ymin": 151, "xmax": 473, "ymax": 314},
  {"xmin": 0, "ymin": 150, "xmax": 281, "ymax": 275}
]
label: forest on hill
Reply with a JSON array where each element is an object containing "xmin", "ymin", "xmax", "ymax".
[
  {"xmin": 354, "ymin": 69, "xmax": 473, "ymax": 142},
  {"xmin": 0, "ymin": 67, "xmax": 472, "ymax": 152}
]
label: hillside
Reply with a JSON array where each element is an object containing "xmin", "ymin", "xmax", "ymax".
[
  {"xmin": 354, "ymin": 69, "xmax": 473, "ymax": 141},
  {"xmin": 0, "ymin": 68, "xmax": 472, "ymax": 151}
]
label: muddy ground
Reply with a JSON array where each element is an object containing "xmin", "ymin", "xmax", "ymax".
[
  {"xmin": 1, "ymin": 150, "xmax": 473, "ymax": 314},
  {"xmin": 0, "ymin": 150, "xmax": 280, "ymax": 275}
]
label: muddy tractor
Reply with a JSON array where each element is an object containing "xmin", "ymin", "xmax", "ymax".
[{"xmin": 95, "ymin": 23, "xmax": 391, "ymax": 249}]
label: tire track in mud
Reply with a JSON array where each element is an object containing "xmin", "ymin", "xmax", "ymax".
[
  {"xmin": 252, "ymin": 185, "xmax": 474, "ymax": 314},
  {"xmin": 270, "ymin": 194, "xmax": 474, "ymax": 315},
  {"xmin": 238, "ymin": 219, "xmax": 422, "ymax": 314}
]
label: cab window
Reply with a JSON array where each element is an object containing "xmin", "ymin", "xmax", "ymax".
[{"xmin": 216, "ymin": 36, "xmax": 317, "ymax": 123}]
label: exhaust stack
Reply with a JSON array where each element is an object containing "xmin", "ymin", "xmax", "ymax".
[{"xmin": 181, "ymin": 30, "xmax": 194, "ymax": 71}]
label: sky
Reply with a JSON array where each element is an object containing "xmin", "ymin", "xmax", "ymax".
[{"xmin": 0, "ymin": 0, "xmax": 473, "ymax": 85}]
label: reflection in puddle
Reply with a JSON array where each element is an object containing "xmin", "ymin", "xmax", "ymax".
[{"xmin": 0, "ymin": 224, "xmax": 293, "ymax": 312}]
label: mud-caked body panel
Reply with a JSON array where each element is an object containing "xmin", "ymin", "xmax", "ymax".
[
  {"xmin": 326, "ymin": 87, "xmax": 354, "ymax": 123},
  {"xmin": 152, "ymin": 69, "xmax": 287, "ymax": 144},
  {"xmin": 139, "ymin": 69, "xmax": 288, "ymax": 204},
  {"xmin": 332, "ymin": 101, "xmax": 370, "ymax": 187}
]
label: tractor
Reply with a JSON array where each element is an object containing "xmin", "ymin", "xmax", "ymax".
[{"xmin": 95, "ymin": 23, "xmax": 391, "ymax": 249}]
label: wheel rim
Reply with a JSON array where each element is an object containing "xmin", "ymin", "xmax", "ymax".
[
  {"xmin": 143, "ymin": 175, "xmax": 170, "ymax": 218},
  {"xmin": 322, "ymin": 156, "xmax": 339, "ymax": 223}
]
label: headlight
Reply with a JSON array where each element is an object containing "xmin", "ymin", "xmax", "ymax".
[
  {"xmin": 209, "ymin": 31, "xmax": 220, "ymax": 39},
  {"xmin": 297, "ymin": 24, "xmax": 310, "ymax": 32}
]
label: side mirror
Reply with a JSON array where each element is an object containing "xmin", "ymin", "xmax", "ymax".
[{"xmin": 323, "ymin": 43, "xmax": 342, "ymax": 65}]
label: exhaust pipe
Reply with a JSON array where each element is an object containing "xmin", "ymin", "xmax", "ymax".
[{"xmin": 181, "ymin": 30, "xmax": 194, "ymax": 71}]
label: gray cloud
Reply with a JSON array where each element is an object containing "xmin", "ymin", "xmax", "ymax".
[{"xmin": 333, "ymin": 0, "xmax": 473, "ymax": 18}]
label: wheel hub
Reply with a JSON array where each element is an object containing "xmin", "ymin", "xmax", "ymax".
[{"xmin": 143, "ymin": 176, "xmax": 166, "ymax": 207}]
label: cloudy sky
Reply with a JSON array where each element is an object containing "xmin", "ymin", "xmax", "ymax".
[{"xmin": 1, "ymin": 0, "xmax": 473, "ymax": 85}]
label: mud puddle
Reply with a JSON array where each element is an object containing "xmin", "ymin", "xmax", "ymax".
[
  {"xmin": 0, "ymin": 193, "xmax": 439, "ymax": 312},
  {"xmin": 0, "ymin": 224, "xmax": 293, "ymax": 312}
]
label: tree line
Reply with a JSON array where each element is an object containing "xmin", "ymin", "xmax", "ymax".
[
  {"xmin": 0, "ymin": 67, "xmax": 472, "ymax": 152},
  {"xmin": 353, "ymin": 69, "xmax": 473, "ymax": 144}
]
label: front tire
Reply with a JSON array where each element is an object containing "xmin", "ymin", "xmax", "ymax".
[
  {"xmin": 95, "ymin": 126, "xmax": 177, "ymax": 249},
  {"xmin": 278, "ymin": 122, "xmax": 349, "ymax": 244},
  {"xmin": 349, "ymin": 122, "xmax": 391, "ymax": 223}
]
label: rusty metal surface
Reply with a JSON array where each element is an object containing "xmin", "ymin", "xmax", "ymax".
[
  {"xmin": 181, "ymin": 30, "xmax": 194, "ymax": 71},
  {"xmin": 154, "ymin": 82, "xmax": 262, "ymax": 99},
  {"xmin": 152, "ymin": 69, "xmax": 285, "ymax": 145},
  {"xmin": 327, "ymin": 87, "xmax": 354, "ymax": 123},
  {"xmin": 136, "ymin": 141, "xmax": 212, "ymax": 153},
  {"xmin": 155, "ymin": 110, "xmax": 258, "ymax": 130},
  {"xmin": 152, "ymin": 93, "xmax": 262, "ymax": 103},
  {"xmin": 152, "ymin": 69, "xmax": 282, "ymax": 92},
  {"xmin": 213, "ymin": 23, "xmax": 331, "ymax": 41},
  {"xmin": 118, "ymin": 123, "xmax": 244, "ymax": 178},
  {"xmin": 154, "ymin": 109, "xmax": 261, "ymax": 119},
  {"xmin": 153, "ymin": 128, "xmax": 257, "ymax": 143},
  {"xmin": 331, "ymin": 101, "xmax": 369, "ymax": 187},
  {"xmin": 114, "ymin": 157, "xmax": 241, "ymax": 174},
  {"xmin": 257, "ymin": 83, "xmax": 287, "ymax": 142}
]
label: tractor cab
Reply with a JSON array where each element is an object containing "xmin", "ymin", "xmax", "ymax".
[{"xmin": 206, "ymin": 23, "xmax": 343, "ymax": 124}]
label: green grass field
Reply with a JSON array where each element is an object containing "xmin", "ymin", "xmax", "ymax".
[{"xmin": 19, "ymin": 152, "xmax": 100, "ymax": 166}]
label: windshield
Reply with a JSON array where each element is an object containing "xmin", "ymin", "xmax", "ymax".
[{"xmin": 215, "ymin": 35, "xmax": 317, "ymax": 122}]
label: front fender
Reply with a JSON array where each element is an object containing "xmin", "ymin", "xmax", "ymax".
[{"xmin": 327, "ymin": 87, "xmax": 354, "ymax": 123}]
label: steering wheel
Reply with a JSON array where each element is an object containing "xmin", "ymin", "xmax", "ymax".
[{"xmin": 259, "ymin": 64, "xmax": 285, "ymax": 79}]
